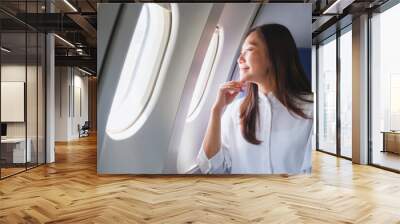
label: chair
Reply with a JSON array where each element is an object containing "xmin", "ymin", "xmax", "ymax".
[{"xmin": 79, "ymin": 121, "xmax": 90, "ymax": 138}]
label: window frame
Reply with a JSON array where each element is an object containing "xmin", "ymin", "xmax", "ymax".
[
  {"xmin": 368, "ymin": 1, "xmax": 400, "ymax": 173},
  {"xmin": 315, "ymin": 23, "xmax": 353, "ymax": 161},
  {"xmin": 186, "ymin": 27, "xmax": 223, "ymax": 121},
  {"xmin": 106, "ymin": 3, "xmax": 172, "ymax": 140}
]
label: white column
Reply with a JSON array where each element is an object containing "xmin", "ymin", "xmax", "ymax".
[
  {"xmin": 352, "ymin": 14, "xmax": 369, "ymax": 164},
  {"xmin": 46, "ymin": 33, "xmax": 55, "ymax": 163},
  {"xmin": 45, "ymin": 1, "xmax": 56, "ymax": 163}
]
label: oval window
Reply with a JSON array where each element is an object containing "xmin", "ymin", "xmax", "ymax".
[
  {"xmin": 106, "ymin": 4, "xmax": 171, "ymax": 138},
  {"xmin": 187, "ymin": 27, "xmax": 222, "ymax": 119}
]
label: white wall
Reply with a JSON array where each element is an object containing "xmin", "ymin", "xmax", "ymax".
[
  {"xmin": 1, "ymin": 65, "xmax": 39, "ymax": 138},
  {"xmin": 55, "ymin": 66, "xmax": 69, "ymax": 141},
  {"xmin": 1, "ymin": 65, "xmax": 26, "ymax": 140},
  {"xmin": 72, "ymin": 73, "xmax": 89, "ymax": 138},
  {"xmin": 55, "ymin": 66, "xmax": 89, "ymax": 141},
  {"xmin": 1, "ymin": 63, "xmax": 46, "ymax": 164}
]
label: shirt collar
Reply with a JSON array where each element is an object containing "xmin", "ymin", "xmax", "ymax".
[{"xmin": 258, "ymin": 90, "xmax": 278, "ymax": 104}]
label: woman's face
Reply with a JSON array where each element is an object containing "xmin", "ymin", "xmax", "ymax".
[{"xmin": 237, "ymin": 31, "xmax": 272, "ymax": 84}]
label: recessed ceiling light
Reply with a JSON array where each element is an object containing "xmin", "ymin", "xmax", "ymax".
[
  {"xmin": 1, "ymin": 47, "xmax": 11, "ymax": 53},
  {"xmin": 63, "ymin": 0, "xmax": 78, "ymax": 12},
  {"xmin": 78, "ymin": 67, "xmax": 93, "ymax": 76},
  {"xmin": 322, "ymin": 0, "xmax": 355, "ymax": 15},
  {"xmin": 54, "ymin": 34, "xmax": 75, "ymax": 48}
]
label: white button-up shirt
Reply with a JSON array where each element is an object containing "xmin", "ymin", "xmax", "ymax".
[{"xmin": 196, "ymin": 92, "xmax": 313, "ymax": 174}]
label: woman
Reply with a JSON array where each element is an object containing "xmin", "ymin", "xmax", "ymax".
[{"xmin": 196, "ymin": 24, "xmax": 313, "ymax": 174}]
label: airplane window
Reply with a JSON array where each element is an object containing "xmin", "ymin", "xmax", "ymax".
[
  {"xmin": 106, "ymin": 4, "xmax": 171, "ymax": 137},
  {"xmin": 187, "ymin": 28, "xmax": 222, "ymax": 119}
]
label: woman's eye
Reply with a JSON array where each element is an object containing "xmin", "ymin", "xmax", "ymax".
[{"xmin": 241, "ymin": 48, "xmax": 254, "ymax": 55}]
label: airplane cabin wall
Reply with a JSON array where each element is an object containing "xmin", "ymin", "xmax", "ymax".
[
  {"xmin": 172, "ymin": 3, "xmax": 312, "ymax": 173},
  {"xmin": 231, "ymin": 3, "xmax": 312, "ymax": 81},
  {"xmin": 97, "ymin": 3, "xmax": 312, "ymax": 174},
  {"xmin": 166, "ymin": 3, "xmax": 261, "ymax": 173},
  {"xmin": 98, "ymin": 3, "xmax": 222, "ymax": 174}
]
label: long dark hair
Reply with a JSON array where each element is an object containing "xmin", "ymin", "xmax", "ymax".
[{"xmin": 239, "ymin": 24, "xmax": 313, "ymax": 145}]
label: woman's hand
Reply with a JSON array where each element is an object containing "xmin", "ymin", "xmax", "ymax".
[
  {"xmin": 203, "ymin": 79, "xmax": 247, "ymax": 159},
  {"xmin": 213, "ymin": 80, "xmax": 246, "ymax": 112}
]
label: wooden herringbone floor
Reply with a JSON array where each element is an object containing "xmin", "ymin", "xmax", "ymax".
[{"xmin": 1, "ymin": 134, "xmax": 400, "ymax": 223}]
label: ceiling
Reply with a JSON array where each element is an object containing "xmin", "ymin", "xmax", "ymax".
[
  {"xmin": 0, "ymin": 0, "xmax": 392, "ymax": 75},
  {"xmin": 1, "ymin": 0, "xmax": 97, "ymax": 74}
]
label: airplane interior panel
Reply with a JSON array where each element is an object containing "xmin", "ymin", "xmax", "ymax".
[{"xmin": 98, "ymin": 3, "xmax": 313, "ymax": 175}]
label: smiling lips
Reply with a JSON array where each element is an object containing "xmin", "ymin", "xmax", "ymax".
[{"xmin": 239, "ymin": 66, "xmax": 250, "ymax": 71}]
